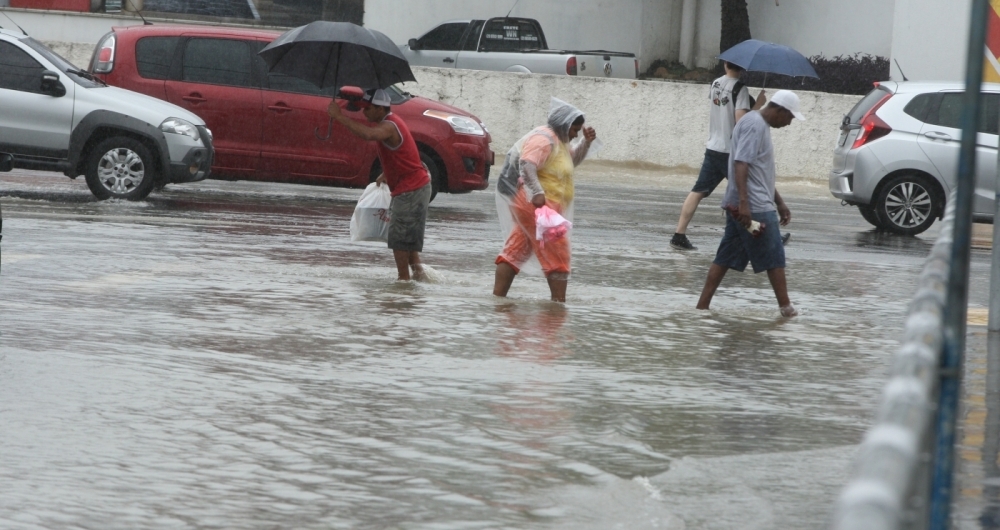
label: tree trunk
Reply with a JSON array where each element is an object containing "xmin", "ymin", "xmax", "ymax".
[{"xmin": 720, "ymin": 0, "xmax": 751, "ymax": 54}]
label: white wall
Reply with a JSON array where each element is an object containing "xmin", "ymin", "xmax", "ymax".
[
  {"xmin": 0, "ymin": 7, "xmax": 142, "ymax": 43},
  {"xmin": 641, "ymin": 0, "xmax": 682, "ymax": 68},
  {"xmin": 693, "ymin": 0, "xmax": 720, "ymax": 68},
  {"xmin": 748, "ymin": 0, "xmax": 894, "ymax": 59},
  {"xmin": 690, "ymin": 0, "xmax": 894, "ymax": 70},
  {"xmin": 890, "ymin": 0, "xmax": 972, "ymax": 81},
  {"xmin": 405, "ymin": 66, "xmax": 859, "ymax": 180}
]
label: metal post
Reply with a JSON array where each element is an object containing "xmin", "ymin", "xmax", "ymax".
[
  {"xmin": 991, "ymin": 110, "xmax": 1000, "ymax": 331},
  {"xmin": 929, "ymin": 0, "xmax": 992, "ymax": 527}
]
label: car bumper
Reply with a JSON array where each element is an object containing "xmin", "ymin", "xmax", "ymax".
[
  {"xmin": 424, "ymin": 135, "xmax": 491, "ymax": 193},
  {"xmin": 829, "ymin": 145, "xmax": 885, "ymax": 205},
  {"xmin": 829, "ymin": 170, "xmax": 855, "ymax": 202},
  {"xmin": 169, "ymin": 146, "xmax": 213, "ymax": 183},
  {"xmin": 165, "ymin": 126, "xmax": 214, "ymax": 183}
]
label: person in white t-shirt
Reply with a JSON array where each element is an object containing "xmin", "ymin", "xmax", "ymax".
[{"xmin": 670, "ymin": 61, "xmax": 766, "ymax": 251}]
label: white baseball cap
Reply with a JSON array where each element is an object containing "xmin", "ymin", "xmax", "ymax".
[
  {"xmin": 362, "ymin": 88, "xmax": 391, "ymax": 107},
  {"xmin": 769, "ymin": 90, "xmax": 805, "ymax": 121}
]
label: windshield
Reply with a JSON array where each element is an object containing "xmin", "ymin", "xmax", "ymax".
[
  {"xmin": 384, "ymin": 85, "xmax": 413, "ymax": 105},
  {"xmin": 23, "ymin": 37, "xmax": 103, "ymax": 88}
]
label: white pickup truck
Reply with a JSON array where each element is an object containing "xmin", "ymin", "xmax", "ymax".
[{"xmin": 401, "ymin": 17, "xmax": 638, "ymax": 79}]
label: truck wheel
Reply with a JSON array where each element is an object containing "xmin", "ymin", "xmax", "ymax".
[
  {"xmin": 874, "ymin": 174, "xmax": 940, "ymax": 235},
  {"xmin": 420, "ymin": 151, "xmax": 442, "ymax": 203},
  {"xmin": 85, "ymin": 136, "xmax": 157, "ymax": 201}
]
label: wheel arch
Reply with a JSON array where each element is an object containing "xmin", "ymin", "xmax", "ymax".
[
  {"xmin": 69, "ymin": 111, "xmax": 169, "ymax": 181},
  {"xmin": 415, "ymin": 142, "xmax": 448, "ymax": 192}
]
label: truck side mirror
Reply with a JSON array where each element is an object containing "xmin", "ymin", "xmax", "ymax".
[
  {"xmin": 408, "ymin": 38, "xmax": 419, "ymax": 51},
  {"xmin": 40, "ymin": 70, "xmax": 66, "ymax": 97},
  {"xmin": 0, "ymin": 153, "xmax": 13, "ymax": 172}
]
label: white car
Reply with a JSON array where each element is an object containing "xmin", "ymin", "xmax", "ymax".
[
  {"xmin": 829, "ymin": 81, "xmax": 999, "ymax": 235},
  {"xmin": 0, "ymin": 28, "xmax": 213, "ymax": 200}
]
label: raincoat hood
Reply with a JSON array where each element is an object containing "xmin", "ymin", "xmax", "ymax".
[{"xmin": 547, "ymin": 97, "xmax": 584, "ymax": 143}]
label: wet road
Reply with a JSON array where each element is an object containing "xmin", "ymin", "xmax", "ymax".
[{"xmin": 0, "ymin": 166, "xmax": 992, "ymax": 529}]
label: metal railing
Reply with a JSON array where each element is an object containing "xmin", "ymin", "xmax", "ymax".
[
  {"xmin": 831, "ymin": 0, "xmax": 991, "ymax": 527},
  {"xmin": 831, "ymin": 194, "xmax": 955, "ymax": 530}
]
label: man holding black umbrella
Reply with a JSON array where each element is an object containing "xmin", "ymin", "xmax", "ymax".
[{"xmin": 328, "ymin": 89, "xmax": 431, "ymax": 281}]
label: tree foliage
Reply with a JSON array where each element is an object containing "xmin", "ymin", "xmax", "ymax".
[{"xmin": 720, "ymin": 0, "xmax": 752, "ymax": 54}]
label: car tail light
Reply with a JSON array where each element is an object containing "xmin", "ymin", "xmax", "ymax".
[
  {"xmin": 566, "ymin": 56, "xmax": 577, "ymax": 76},
  {"xmin": 93, "ymin": 34, "xmax": 116, "ymax": 74},
  {"xmin": 851, "ymin": 93, "xmax": 893, "ymax": 149}
]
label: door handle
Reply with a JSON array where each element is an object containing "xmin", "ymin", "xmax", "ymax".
[
  {"xmin": 182, "ymin": 94, "xmax": 206, "ymax": 104},
  {"xmin": 443, "ymin": 57, "xmax": 455, "ymax": 63},
  {"xmin": 924, "ymin": 131, "xmax": 952, "ymax": 141},
  {"xmin": 267, "ymin": 104, "xmax": 293, "ymax": 113}
]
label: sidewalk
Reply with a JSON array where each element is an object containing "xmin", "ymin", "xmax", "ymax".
[
  {"xmin": 955, "ymin": 328, "xmax": 1000, "ymax": 529},
  {"xmin": 974, "ymin": 223, "xmax": 994, "ymax": 250}
]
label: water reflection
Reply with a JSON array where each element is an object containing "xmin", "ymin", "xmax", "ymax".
[{"xmin": 853, "ymin": 229, "xmax": 934, "ymax": 254}]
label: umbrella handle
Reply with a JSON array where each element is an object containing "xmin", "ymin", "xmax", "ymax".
[{"xmin": 315, "ymin": 117, "xmax": 333, "ymax": 141}]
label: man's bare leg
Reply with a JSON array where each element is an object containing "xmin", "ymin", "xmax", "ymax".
[
  {"xmin": 393, "ymin": 250, "xmax": 412, "ymax": 280},
  {"xmin": 696, "ymin": 263, "xmax": 729, "ymax": 309},
  {"xmin": 675, "ymin": 191, "xmax": 707, "ymax": 234},
  {"xmin": 408, "ymin": 251, "xmax": 426, "ymax": 281},
  {"xmin": 765, "ymin": 267, "xmax": 797, "ymax": 316},
  {"xmin": 493, "ymin": 262, "xmax": 517, "ymax": 297},
  {"xmin": 547, "ymin": 277, "xmax": 567, "ymax": 303}
]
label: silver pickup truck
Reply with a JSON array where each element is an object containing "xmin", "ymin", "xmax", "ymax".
[{"xmin": 401, "ymin": 17, "xmax": 638, "ymax": 79}]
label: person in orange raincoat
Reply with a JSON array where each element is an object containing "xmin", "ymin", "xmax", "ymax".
[{"xmin": 493, "ymin": 97, "xmax": 597, "ymax": 302}]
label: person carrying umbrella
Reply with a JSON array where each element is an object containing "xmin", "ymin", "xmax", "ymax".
[
  {"xmin": 257, "ymin": 21, "xmax": 427, "ymax": 280},
  {"xmin": 669, "ymin": 60, "xmax": 766, "ymax": 251},
  {"xmin": 328, "ymin": 89, "xmax": 431, "ymax": 281}
]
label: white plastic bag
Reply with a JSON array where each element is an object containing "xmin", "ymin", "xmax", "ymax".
[
  {"xmin": 350, "ymin": 182, "xmax": 391, "ymax": 242},
  {"xmin": 535, "ymin": 205, "xmax": 572, "ymax": 248}
]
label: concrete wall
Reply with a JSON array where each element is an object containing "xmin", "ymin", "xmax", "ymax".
[
  {"xmin": 890, "ymin": 0, "xmax": 971, "ymax": 81},
  {"xmin": 748, "ymin": 0, "xmax": 895, "ymax": 59},
  {"xmin": 0, "ymin": 7, "xmax": 142, "ymax": 43},
  {"xmin": 405, "ymin": 66, "xmax": 860, "ymax": 180}
]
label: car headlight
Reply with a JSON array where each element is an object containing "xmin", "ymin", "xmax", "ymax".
[
  {"xmin": 423, "ymin": 110, "xmax": 485, "ymax": 136},
  {"xmin": 160, "ymin": 118, "xmax": 201, "ymax": 140}
]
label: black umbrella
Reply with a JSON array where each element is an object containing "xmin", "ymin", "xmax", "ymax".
[
  {"xmin": 259, "ymin": 21, "xmax": 416, "ymax": 91},
  {"xmin": 258, "ymin": 21, "xmax": 417, "ymax": 140}
]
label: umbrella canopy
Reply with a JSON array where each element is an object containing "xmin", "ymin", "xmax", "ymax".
[
  {"xmin": 259, "ymin": 21, "xmax": 416, "ymax": 90},
  {"xmin": 718, "ymin": 39, "xmax": 819, "ymax": 79}
]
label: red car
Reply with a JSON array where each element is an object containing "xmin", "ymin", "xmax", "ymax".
[{"xmin": 88, "ymin": 25, "xmax": 493, "ymax": 201}]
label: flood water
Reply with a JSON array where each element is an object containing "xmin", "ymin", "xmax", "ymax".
[{"xmin": 1, "ymin": 167, "xmax": 991, "ymax": 529}]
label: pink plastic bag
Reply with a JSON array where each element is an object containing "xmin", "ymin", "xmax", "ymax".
[{"xmin": 535, "ymin": 206, "xmax": 572, "ymax": 247}]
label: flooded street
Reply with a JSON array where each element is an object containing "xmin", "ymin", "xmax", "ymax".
[{"xmin": 1, "ymin": 166, "xmax": 992, "ymax": 529}]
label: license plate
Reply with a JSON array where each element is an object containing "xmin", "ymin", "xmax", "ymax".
[{"xmin": 838, "ymin": 132, "xmax": 848, "ymax": 147}]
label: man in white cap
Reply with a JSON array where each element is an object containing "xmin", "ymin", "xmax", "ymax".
[
  {"xmin": 328, "ymin": 88, "xmax": 432, "ymax": 281},
  {"xmin": 696, "ymin": 89, "xmax": 804, "ymax": 317}
]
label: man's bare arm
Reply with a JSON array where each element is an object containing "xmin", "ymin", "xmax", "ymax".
[
  {"xmin": 327, "ymin": 101, "xmax": 400, "ymax": 145},
  {"xmin": 734, "ymin": 161, "xmax": 752, "ymax": 227},
  {"xmin": 775, "ymin": 189, "xmax": 791, "ymax": 226}
]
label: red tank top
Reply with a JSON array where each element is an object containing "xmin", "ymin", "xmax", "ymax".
[{"xmin": 378, "ymin": 113, "xmax": 430, "ymax": 197}]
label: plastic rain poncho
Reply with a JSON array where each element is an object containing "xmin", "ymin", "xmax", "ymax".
[{"xmin": 495, "ymin": 97, "xmax": 596, "ymax": 279}]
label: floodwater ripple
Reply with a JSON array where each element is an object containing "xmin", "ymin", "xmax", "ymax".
[{"xmin": 0, "ymin": 177, "xmax": 959, "ymax": 529}]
